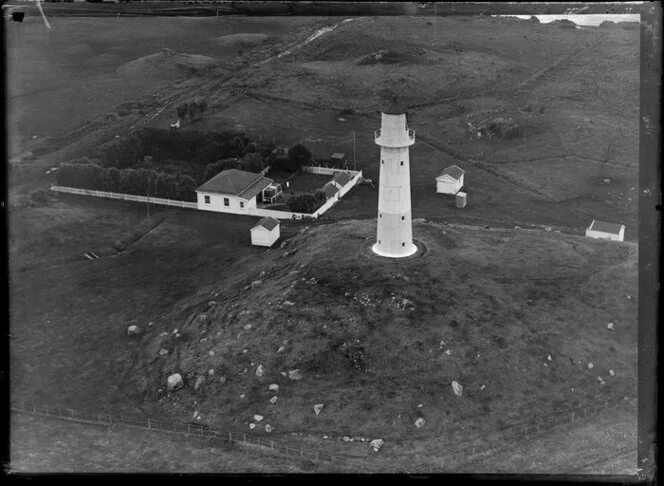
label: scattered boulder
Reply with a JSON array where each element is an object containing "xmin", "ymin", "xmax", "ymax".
[
  {"xmin": 265, "ymin": 424, "xmax": 273, "ymax": 433},
  {"xmin": 370, "ymin": 439, "xmax": 384, "ymax": 452},
  {"xmin": 208, "ymin": 369, "xmax": 214, "ymax": 376},
  {"xmin": 544, "ymin": 226, "xmax": 553, "ymax": 232},
  {"xmin": 607, "ymin": 322, "xmax": 615, "ymax": 331},
  {"xmin": 588, "ymin": 363, "xmax": 594, "ymax": 369},
  {"xmin": 244, "ymin": 324, "xmax": 252, "ymax": 330},
  {"xmin": 414, "ymin": 417, "xmax": 426, "ymax": 429},
  {"xmin": 194, "ymin": 375, "xmax": 205, "ymax": 391},
  {"xmin": 254, "ymin": 414, "xmax": 264, "ymax": 422},
  {"xmin": 280, "ymin": 371, "xmax": 288, "ymax": 377},
  {"xmin": 269, "ymin": 384, "xmax": 279, "ymax": 392},
  {"xmin": 547, "ymin": 354, "xmax": 552, "ymax": 361},
  {"xmin": 259, "ymin": 271, "xmax": 266, "ymax": 278},
  {"xmin": 127, "ymin": 325, "xmax": 141, "ymax": 336},
  {"xmin": 192, "ymin": 410, "xmax": 200, "ymax": 420},
  {"xmin": 451, "ymin": 381, "xmax": 463, "ymax": 397},
  {"xmin": 598, "ymin": 376, "xmax": 605, "ymax": 385},
  {"xmin": 480, "ymin": 384, "xmax": 486, "ymax": 391},
  {"xmin": 167, "ymin": 373, "xmax": 183, "ymax": 391},
  {"xmin": 219, "ymin": 376, "xmax": 227, "ymax": 384},
  {"xmin": 208, "ymin": 350, "xmax": 215, "ymax": 356},
  {"xmin": 249, "ymin": 423, "xmax": 256, "ymax": 430},
  {"xmin": 159, "ymin": 348, "xmax": 169, "ymax": 356},
  {"xmin": 277, "ymin": 345, "xmax": 286, "ymax": 353},
  {"xmin": 269, "ymin": 396, "xmax": 278, "ymax": 404},
  {"xmin": 343, "ymin": 436, "xmax": 351, "ymax": 442},
  {"xmin": 284, "ymin": 301, "xmax": 295, "ymax": 307},
  {"xmin": 251, "ymin": 280, "xmax": 263, "ymax": 287},
  {"xmin": 288, "ymin": 369, "xmax": 302, "ymax": 381},
  {"xmin": 609, "ymin": 369, "xmax": 616, "ymax": 376},
  {"xmin": 313, "ymin": 404, "xmax": 325, "ymax": 415},
  {"xmin": 444, "ymin": 349, "xmax": 451, "ymax": 356}
]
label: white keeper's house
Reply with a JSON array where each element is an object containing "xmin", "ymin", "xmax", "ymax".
[
  {"xmin": 585, "ymin": 220, "xmax": 625, "ymax": 242},
  {"xmin": 250, "ymin": 216, "xmax": 280, "ymax": 247},
  {"xmin": 436, "ymin": 165, "xmax": 465, "ymax": 194},
  {"xmin": 196, "ymin": 169, "xmax": 274, "ymax": 214}
]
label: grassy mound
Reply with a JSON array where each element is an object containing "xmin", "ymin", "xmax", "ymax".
[
  {"xmin": 127, "ymin": 220, "xmax": 637, "ymax": 462},
  {"xmin": 214, "ymin": 33, "xmax": 270, "ymax": 49},
  {"xmin": 357, "ymin": 46, "xmax": 427, "ymax": 66},
  {"xmin": 116, "ymin": 50, "xmax": 221, "ymax": 79}
]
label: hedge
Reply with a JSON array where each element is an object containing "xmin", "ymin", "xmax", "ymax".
[{"xmin": 55, "ymin": 163, "xmax": 197, "ymax": 202}]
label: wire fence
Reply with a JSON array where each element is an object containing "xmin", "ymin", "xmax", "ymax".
[{"xmin": 11, "ymin": 395, "xmax": 634, "ymax": 474}]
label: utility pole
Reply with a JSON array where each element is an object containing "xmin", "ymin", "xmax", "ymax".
[{"xmin": 353, "ymin": 130, "xmax": 356, "ymax": 171}]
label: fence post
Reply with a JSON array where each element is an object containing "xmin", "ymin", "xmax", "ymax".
[
  {"xmin": 316, "ymin": 450, "xmax": 319, "ymax": 461},
  {"xmin": 572, "ymin": 411, "xmax": 575, "ymax": 422},
  {"xmin": 300, "ymin": 447, "xmax": 304, "ymax": 457},
  {"xmin": 537, "ymin": 421, "xmax": 540, "ymax": 434},
  {"xmin": 271, "ymin": 441, "xmax": 274, "ymax": 450},
  {"xmin": 187, "ymin": 424, "xmax": 190, "ymax": 434},
  {"xmin": 58, "ymin": 407, "xmax": 62, "ymax": 417},
  {"xmin": 524, "ymin": 424, "xmax": 528, "ymax": 438},
  {"xmin": 229, "ymin": 430, "xmax": 232, "ymax": 442},
  {"xmin": 148, "ymin": 418, "xmax": 151, "ymax": 429},
  {"xmin": 285, "ymin": 445, "xmax": 288, "ymax": 455},
  {"xmin": 243, "ymin": 433, "xmax": 246, "ymax": 443}
]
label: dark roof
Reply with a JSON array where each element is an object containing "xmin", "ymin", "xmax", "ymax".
[
  {"xmin": 589, "ymin": 220, "xmax": 624, "ymax": 234},
  {"xmin": 197, "ymin": 169, "xmax": 273, "ymax": 200},
  {"xmin": 438, "ymin": 165, "xmax": 465, "ymax": 181},
  {"xmin": 382, "ymin": 100, "xmax": 408, "ymax": 115},
  {"xmin": 322, "ymin": 182, "xmax": 340, "ymax": 198},
  {"xmin": 331, "ymin": 171, "xmax": 352, "ymax": 187},
  {"xmin": 251, "ymin": 216, "xmax": 280, "ymax": 232}
]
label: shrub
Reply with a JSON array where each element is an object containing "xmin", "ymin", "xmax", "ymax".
[
  {"xmin": 239, "ymin": 152, "xmax": 266, "ymax": 173},
  {"xmin": 29, "ymin": 189, "xmax": 49, "ymax": 206},
  {"xmin": 286, "ymin": 191, "xmax": 326, "ymax": 214},
  {"xmin": 288, "ymin": 143, "xmax": 312, "ymax": 166}
]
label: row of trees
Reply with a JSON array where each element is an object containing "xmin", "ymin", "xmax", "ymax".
[
  {"xmin": 55, "ymin": 163, "xmax": 198, "ymax": 202},
  {"xmin": 176, "ymin": 97, "xmax": 208, "ymax": 122}
]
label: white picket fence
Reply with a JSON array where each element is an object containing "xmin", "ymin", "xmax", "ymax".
[
  {"xmin": 50, "ymin": 168, "xmax": 362, "ymax": 220},
  {"xmin": 50, "ymin": 186, "xmax": 198, "ymax": 209}
]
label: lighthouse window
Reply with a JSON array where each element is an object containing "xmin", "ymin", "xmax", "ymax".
[
  {"xmin": 401, "ymin": 216, "xmax": 404, "ymax": 220},
  {"xmin": 379, "ymin": 214, "xmax": 382, "ymax": 218},
  {"xmin": 381, "ymin": 160, "xmax": 384, "ymax": 165},
  {"xmin": 402, "ymin": 242, "xmax": 405, "ymax": 247},
  {"xmin": 400, "ymin": 161, "xmax": 404, "ymax": 166},
  {"xmin": 379, "ymin": 240, "xmax": 381, "ymax": 244}
]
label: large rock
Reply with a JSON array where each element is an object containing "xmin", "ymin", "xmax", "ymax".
[
  {"xmin": 288, "ymin": 369, "xmax": 302, "ymax": 381},
  {"xmin": 451, "ymin": 381, "xmax": 463, "ymax": 397},
  {"xmin": 269, "ymin": 384, "xmax": 279, "ymax": 392},
  {"xmin": 370, "ymin": 439, "xmax": 384, "ymax": 452},
  {"xmin": 167, "ymin": 373, "xmax": 183, "ymax": 391},
  {"xmin": 194, "ymin": 375, "xmax": 205, "ymax": 391},
  {"xmin": 127, "ymin": 325, "xmax": 141, "ymax": 336},
  {"xmin": 313, "ymin": 403, "xmax": 324, "ymax": 415},
  {"xmin": 253, "ymin": 414, "xmax": 264, "ymax": 422},
  {"xmin": 414, "ymin": 417, "xmax": 425, "ymax": 429},
  {"xmin": 265, "ymin": 424, "xmax": 273, "ymax": 433},
  {"xmin": 255, "ymin": 364, "xmax": 266, "ymax": 377}
]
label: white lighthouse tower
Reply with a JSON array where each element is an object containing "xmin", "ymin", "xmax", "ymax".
[{"xmin": 372, "ymin": 100, "xmax": 417, "ymax": 258}]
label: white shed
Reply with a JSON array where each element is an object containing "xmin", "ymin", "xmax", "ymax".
[
  {"xmin": 250, "ymin": 217, "xmax": 280, "ymax": 247},
  {"xmin": 436, "ymin": 165, "xmax": 465, "ymax": 194},
  {"xmin": 585, "ymin": 220, "xmax": 625, "ymax": 242}
]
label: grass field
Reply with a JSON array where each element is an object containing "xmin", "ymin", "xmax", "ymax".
[{"xmin": 8, "ymin": 12, "xmax": 640, "ymax": 474}]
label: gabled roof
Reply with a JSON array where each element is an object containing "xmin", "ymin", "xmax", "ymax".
[
  {"xmin": 437, "ymin": 165, "xmax": 465, "ymax": 181},
  {"xmin": 322, "ymin": 182, "xmax": 340, "ymax": 198},
  {"xmin": 331, "ymin": 171, "xmax": 352, "ymax": 187},
  {"xmin": 589, "ymin": 220, "xmax": 624, "ymax": 234},
  {"xmin": 251, "ymin": 216, "xmax": 280, "ymax": 232},
  {"xmin": 197, "ymin": 169, "xmax": 273, "ymax": 200}
]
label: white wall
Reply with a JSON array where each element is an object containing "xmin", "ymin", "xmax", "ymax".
[
  {"xmin": 50, "ymin": 186, "xmax": 198, "ymax": 209},
  {"xmin": 197, "ymin": 192, "xmax": 254, "ymax": 214},
  {"xmin": 251, "ymin": 226, "xmax": 280, "ymax": 247},
  {"xmin": 436, "ymin": 177, "xmax": 462, "ymax": 194},
  {"xmin": 585, "ymin": 229, "xmax": 624, "ymax": 242}
]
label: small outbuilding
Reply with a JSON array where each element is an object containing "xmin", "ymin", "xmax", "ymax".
[
  {"xmin": 456, "ymin": 191, "xmax": 468, "ymax": 208},
  {"xmin": 331, "ymin": 171, "xmax": 352, "ymax": 189},
  {"xmin": 436, "ymin": 165, "xmax": 465, "ymax": 195},
  {"xmin": 585, "ymin": 220, "xmax": 625, "ymax": 242},
  {"xmin": 330, "ymin": 153, "xmax": 347, "ymax": 169},
  {"xmin": 322, "ymin": 182, "xmax": 340, "ymax": 200},
  {"xmin": 250, "ymin": 217, "xmax": 280, "ymax": 247}
]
